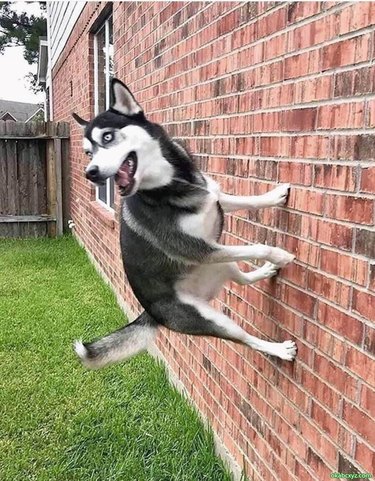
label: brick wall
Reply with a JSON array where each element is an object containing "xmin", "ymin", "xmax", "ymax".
[{"xmin": 52, "ymin": 2, "xmax": 375, "ymax": 479}]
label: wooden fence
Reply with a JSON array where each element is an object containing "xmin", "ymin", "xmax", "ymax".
[{"xmin": 0, "ymin": 121, "xmax": 70, "ymax": 238}]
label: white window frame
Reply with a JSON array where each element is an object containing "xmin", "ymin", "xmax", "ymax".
[{"xmin": 94, "ymin": 16, "xmax": 114, "ymax": 212}]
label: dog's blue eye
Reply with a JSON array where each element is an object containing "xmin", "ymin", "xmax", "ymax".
[
  {"xmin": 85, "ymin": 151, "xmax": 93, "ymax": 159},
  {"xmin": 102, "ymin": 132, "xmax": 113, "ymax": 144}
]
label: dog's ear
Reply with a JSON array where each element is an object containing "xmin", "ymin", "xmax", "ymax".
[
  {"xmin": 111, "ymin": 78, "xmax": 144, "ymax": 117},
  {"xmin": 72, "ymin": 112, "xmax": 89, "ymax": 127}
]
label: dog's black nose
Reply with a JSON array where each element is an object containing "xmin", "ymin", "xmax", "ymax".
[{"xmin": 85, "ymin": 165, "xmax": 100, "ymax": 182}]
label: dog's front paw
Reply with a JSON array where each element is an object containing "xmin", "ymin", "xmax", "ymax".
[
  {"xmin": 264, "ymin": 183, "xmax": 290, "ymax": 207},
  {"xmin": 271, "ymin": 340, "xmax": 297, "ymax": 361},
  {"xmin": 268, "ymin": 247, "xmax": 295, "ymax": 267},
  {"xmin": 258, "ymin": 261, "xmax": 279, "ymax": 279}
]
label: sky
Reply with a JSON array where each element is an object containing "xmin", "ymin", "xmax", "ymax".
[{"xmin": 0, "ymin": 1, "xmax": 45, "ymax": 104}]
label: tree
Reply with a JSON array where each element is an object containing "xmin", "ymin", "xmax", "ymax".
[{"xmin": 0, "ymin": 2, "xmax": 46, "ymax": 91}]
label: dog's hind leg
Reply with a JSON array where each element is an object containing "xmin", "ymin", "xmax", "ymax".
[
  {"xmin": 74, "ymin": 311, "xmax": 158, "ymax": 369},
  {"xmin": 219, "ymin": 183, "xmax": 290, "ymax": 212},
  {"xmin": 151, "ymin": 295, "xmax": 297, "ymax": 361}
]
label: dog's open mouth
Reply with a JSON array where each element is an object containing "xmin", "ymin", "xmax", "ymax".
[{"xmin": 115, "ymin": 152, "xmax": 137, "ymax": 196}]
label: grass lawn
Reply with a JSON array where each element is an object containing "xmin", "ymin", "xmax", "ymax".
[{"xmin": 0, "ymin": 236, "xmax": 233, "ymax": 481}]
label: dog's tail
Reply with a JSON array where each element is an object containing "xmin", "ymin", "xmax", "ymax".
[{"xmin": 73, "ymin": 311, "xmax": 158, "ymax": 369}]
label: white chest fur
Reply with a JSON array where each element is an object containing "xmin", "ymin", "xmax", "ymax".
[{"xmin": 179, "ymin": 175, "xmax": 221, "ymax": 242}]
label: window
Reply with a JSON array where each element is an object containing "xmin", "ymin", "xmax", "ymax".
[{"xmin": 94, "ymin": 15, "xmax": 114, "ymax": 210}]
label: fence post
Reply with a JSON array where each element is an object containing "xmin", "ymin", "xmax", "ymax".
[
  {"xmin": 54, "ymin": 138, "xmax": 63, "ymax": 236},
  {"xmin": 46, "ymin": 138, "xmax": 57, "ymax": 237}
]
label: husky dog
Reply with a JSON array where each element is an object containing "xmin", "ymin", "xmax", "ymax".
[{"xmin": 72, "ymin": 79, "xmax": 297, "ymax": 369}]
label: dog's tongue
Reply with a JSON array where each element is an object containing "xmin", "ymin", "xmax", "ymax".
[{"xmin": 115, "ymin": 162, "xmax": 131, "ymax": 187}]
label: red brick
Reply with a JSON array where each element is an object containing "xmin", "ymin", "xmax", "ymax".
[
  {"xmin": 288, "ymin": 188, "xmax": 325, "ymax": 216},
  {"xmin": 334, "ymin": 70, "xmax": 355, "ymax": 97},
  {"xmin": 355, "ymin": 229, "xmax": 375, "ymax": 258},
  {"xmin": 278, "ymin": 162, "xmax": 312, "ymax": 185},
  {"xmin": 331, "ymin": 135, "xmax": 358, "ymax": 160},
  {"xmin": 290, "ymin": 135, "xmax": 330, "ymax": 159},
  {"xmin": 360, "ymin": 166, "xmax": 375, "ymax": 193},
  {"xmin": 300, "ymin": 415, "xmax": 338, "ymax": 467},
  {"xmin": 314, "ymin": 353, "xmax": 358, "ymax": 401},
  {"xmin": 353, "ymin": 66, "xmax": 375, "ymax": 95},
  {"xmin": 364, "ymin": 325, "xmax": 375, "ymax": 355},
  {"xmin": 263, "ymin": 33, "xmax": 287, "ymax": 62},
  {"xmin": 355, "ymin": 441, "xmax": 375, "ymax": 474},
  {"xmin": 360, "ymin": 384, "xmax": 375, "ymax": 417},
  {"xmin": 317, "ymin": 302, "xmax": 363, "ymax": 346},
  {"xmin": 259, "ymin": 136, "xmax": 291, "ymax": 158},
  {"xmin": 278, "ymin": 283, "xmax": 316, "ymax": 317},
  {"xmin": 294, "ymin": 76, "xmax": 332, "ymax": 104},
  {"xmin": 317, "ymin": 102, "xmax": 365, "ymax": 129},
  {"xmin": 320, "ymin": 249, "xmax": 368, "ymax": 286},
  {"xmin": 322, "ymin": 34, "xmax": 371, "ymax": 71},
  {"xmin": 304, "ymin": 321, "xmax": 346, "ymax": 363},
  {"xmin": 337, "ymin": 425, "xmax": 356, "ymax": 457},
  {"xmin": 287, "ymin": 2, "xmax": 320, "ymax": 24},
  {"xmin": 301, "ymin": 367, "xmax": 341, "ymax": 414},
  {"xmin": 307, "ymin": 218, "xmax": 353, "ymax": 251},
  {"xmin": 289, "ymin": 17, "xmax": 331, "ymax": 52},
  {"xmin": 354, "ymin": 135, "xmax": 375, "ymax": 161},
  {"xmin": 340, "ymin": 2, "xmax": 375, "ymax": 34},
  {"xmin": 311, "ymin": 401, "xmax": 339, "ymax": 439},
  {"xmin": 280, "ymin": 235, "xmax": 320, "ymax": 268},
  {"xmin": 258, "ymin": 7, "xmax": 287, "ymax": 38},
  {"xmin": 307, "ymin": 271, "xmax": 351, "ymax": 308},
  {"xmin": 282, "ymin": 108, "xmax": 317, "ymax": 131},
  {"xmin": 284, "ymin": 50, "xmax": 320, "ymax": 79},
  {"xmin": 368, "ymin": 98, "xmax": 375, "ymax": 127},
  {"xmin": 346, "ymin": 348, "xmax": 375, "ymax": 388},
  {"xmin": 314, "ymin": 164, "xmax": 356, "ymax": 191},
  {"xmin": 277, "ymin": 373, "xmax": 309, "ymax": 413},
  {"xmin": 370, "ymin": 263, "xmax": 375, "ymax": 292},
  {"xmin": 343, "ymin": 401, "xmax": 375, "ymax": 446},
  {"xmin": 325, "ymin": 195, "xmax": 374, "ymax": 224},
  {"xmin": 352, "ymin": 289, "xmax": 375, "ymax": 322}
]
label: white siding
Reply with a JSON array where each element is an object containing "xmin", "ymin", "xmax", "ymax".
[{"xmin": 48, "ymin": 1, "xmax": 86, "ymax": 68}]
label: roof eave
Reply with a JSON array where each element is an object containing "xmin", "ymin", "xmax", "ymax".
[
  {"xmin": 25, "ymin": 107, "xmax": 44, "ymax": 123},
  {"xmin": 0, "ymin": 112, "xmax": 17, "ymax": 121}
]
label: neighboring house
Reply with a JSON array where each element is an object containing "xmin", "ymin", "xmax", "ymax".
[
  {"xmin": 0, "ymin": 99, "xmax": 44, "ymax": 122},
  {"xmin": 46, "ymin": 2, "xmax": 375, "ymax": 480}
]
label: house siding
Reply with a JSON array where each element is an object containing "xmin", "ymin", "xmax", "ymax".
[
  {"xmin": 51, "ymin": 2, "xmax": 375, "ymax": 480},
  {"xmin": 49, "ymin": 1, "xmax": 86, "ymax": 69}
]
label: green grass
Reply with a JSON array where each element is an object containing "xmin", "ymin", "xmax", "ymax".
[{"xmin": 0, "ymin": 236, "xmax": 233, "ymax": 481}]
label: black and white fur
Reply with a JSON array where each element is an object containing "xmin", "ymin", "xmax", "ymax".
[{"xmin": 72, "ymin": 79, "xmax": 297, "ymax": 369}]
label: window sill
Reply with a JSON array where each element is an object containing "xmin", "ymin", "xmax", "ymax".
[{"xmin": 89, "ymin": 201, "xmax": 116, "ymax": 229}]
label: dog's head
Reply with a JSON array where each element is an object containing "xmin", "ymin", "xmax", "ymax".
[{"xmin": 73, "ymin": 79, "xmax": 174, "ymax": 197}]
